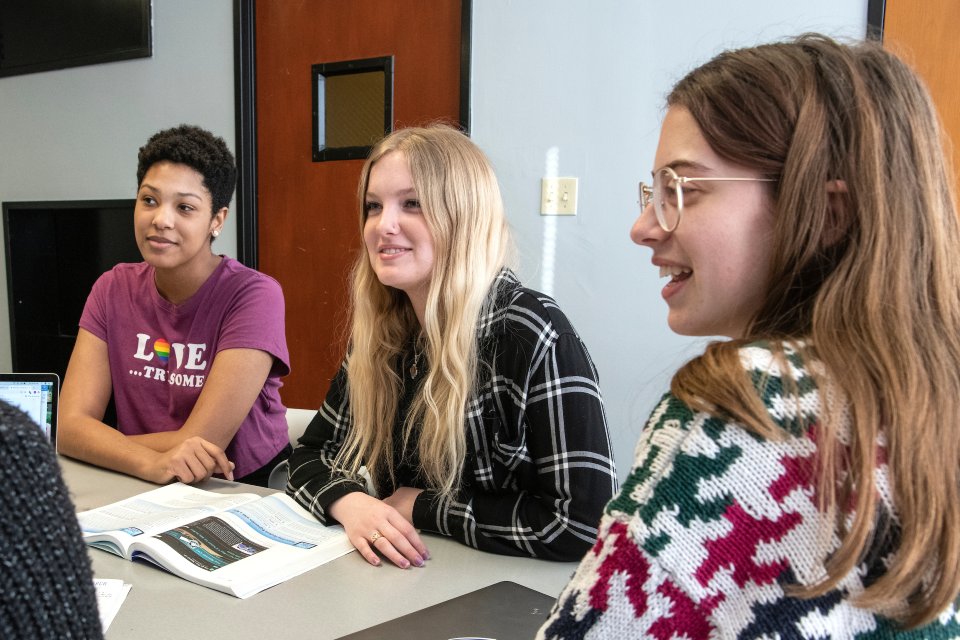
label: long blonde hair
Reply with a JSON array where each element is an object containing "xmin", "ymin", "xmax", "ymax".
[
  {"xmin": 336, "ymin": 124, "xmax": 513, "ymax": 497},
  {"xmin": 668, "ymin": 35, "xmax": 960, "ymax": 627}
]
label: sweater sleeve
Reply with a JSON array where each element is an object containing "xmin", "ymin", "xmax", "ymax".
[
  {"xmin": 285, "ymin": 361, "xmax": 368, "ymax": 524},
  {"xmin": 538, "ymin": 343, "xmax": 878, "ymax": 639},
  {"xmin": 0, "ymin": 402, "xmax": 104, "ymax": 639},
  {"xmin": 412, "ymin": 330, "xmax": 618, "ymax": 561},
  {"xmin": 536, "ymin": 392, "xmax": 719, "ymax": 638}
]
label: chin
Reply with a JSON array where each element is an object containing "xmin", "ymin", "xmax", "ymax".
[
  {"xmin": 667, "ymin": 314, "xmax": 698, "ymax": 337},
  {"xmin": 667, "ymin": 318, "xmax": 719, "ymax": 339}
]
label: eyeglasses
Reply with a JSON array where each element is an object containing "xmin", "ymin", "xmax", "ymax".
[{"xmin": 639, "ymin": 166, "xmax": 777, "ymax": 232}]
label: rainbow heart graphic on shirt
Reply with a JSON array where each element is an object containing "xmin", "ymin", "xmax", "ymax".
[{"xmin": 153, "ymin": 339, "xmax": 171, "ymax": 364}]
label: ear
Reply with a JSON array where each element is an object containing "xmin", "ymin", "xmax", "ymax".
[
  {"xmin": 824, "ymin": 179, "xmax": 850, "ymax": 247},
  {"xmin": 211, "ymin": 207, "xmax": 228, "ymax": 237}
]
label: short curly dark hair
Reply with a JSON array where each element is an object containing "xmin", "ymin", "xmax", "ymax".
[{"xmin": 136, "ymin": 124, "xmax": 237, "ymax": 215}]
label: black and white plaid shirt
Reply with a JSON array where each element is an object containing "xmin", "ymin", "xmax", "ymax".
[{"xmin": 287, "ymin": 269, "xmax": 618, "ymax": 561}]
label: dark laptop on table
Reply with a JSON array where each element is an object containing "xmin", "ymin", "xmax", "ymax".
[
  {"xmin": 0, "ymin": 373, "xmax": 59, "ymax": 443},
  {"xmin": 336, "ymin": 581, "xmax": 556, "ymax": 640}
]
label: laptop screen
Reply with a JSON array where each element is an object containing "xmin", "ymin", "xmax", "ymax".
[{"xmin": 0, "ymin": 373, "xmax": 59, "ymax": 442}]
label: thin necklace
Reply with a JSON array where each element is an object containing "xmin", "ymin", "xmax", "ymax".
[{"xmin": 409, "ymin": 335, "xmax": 423, "ymax": 379}]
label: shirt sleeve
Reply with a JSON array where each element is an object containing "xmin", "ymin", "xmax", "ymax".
[
  {"xmin": 412, "ymin": 330, "xmax": 619, "ymax": 561},
  {"xmin": 78, "ymin": 270, "xmax": 112, "ymax": 342},
  {"xmin": 285, "ymin": 361, "xmax": 368, "ymax": 524},
  {"xmin": 216, "ymin": 273, "xmax": 290, "ymax": 377}
]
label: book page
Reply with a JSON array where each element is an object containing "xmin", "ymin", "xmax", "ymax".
[
  {"xmin": 78, "ymin": 483, "xmax": 260, "ymax": 556},
  {"xmin": 225, "ymin": 493, "xmax": 349, "ymax": 547},
  {"xmin": 128, "ymin": 492, "xmax": 353, "ymax": 598},
  {"xmin": 140, "ymin": 515, "xmax": 270, "ymax": 572}
]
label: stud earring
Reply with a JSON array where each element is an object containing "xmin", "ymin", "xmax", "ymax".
[{"xmin": 212, "ymin": 229, "xmax": 220, "ymax": 237}]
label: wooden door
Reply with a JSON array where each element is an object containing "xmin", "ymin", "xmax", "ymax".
[
  {"xmin": 254, "ymin": 1, "xmax": 466, "ymax": 408},
  {"xmin": 882, "ymin": 0, "xmax": 960, "ymax": 192}
]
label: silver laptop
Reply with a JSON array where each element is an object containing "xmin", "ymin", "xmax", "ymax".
[
  {"xmin": 336, "ymin": 581, "xmax": 555, "ymax": 640},
  {"xmin": 0, "ymin": 372, "xmax": 59, "ymax": 443}
]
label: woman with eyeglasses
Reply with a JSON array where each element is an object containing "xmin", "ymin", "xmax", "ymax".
[
  {"xmin": 286, "ymin": 124, "xmax": 618, "ymax": 567},
  {"xmin": 539, "ymin": 34, "xmax": 960, "ymax": 638}
]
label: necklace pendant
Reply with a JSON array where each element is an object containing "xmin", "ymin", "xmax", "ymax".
[
  {"xmin": 409, "ymin": 350, "xmax": 419, "ymax": 379},
  {"xmin": 409, "ymin": 337, "xmax": 422, "ymax": 379}
]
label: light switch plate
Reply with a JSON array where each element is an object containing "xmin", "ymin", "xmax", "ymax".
[{"xmin": 541, "ymin": 177, "xmax": 578, "ymax": 215}]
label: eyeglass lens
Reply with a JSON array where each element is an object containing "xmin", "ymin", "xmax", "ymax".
[{"xmin": 653, "ymin": 167, "xmax": 681, "ymax": 231}]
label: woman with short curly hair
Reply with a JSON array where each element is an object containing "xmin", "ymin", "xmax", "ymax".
[{"xmin": 60, "ymin": 124, "xmax": 291, "ymax": 487}]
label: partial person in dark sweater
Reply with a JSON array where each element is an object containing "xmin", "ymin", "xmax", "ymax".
[
  {"xmin": 0, "ymin": 401, "xmax": 103, "ymax": 639},
  {"xmin": 286, "ymin": 124, "xmax": 617, "ymax": 566}
]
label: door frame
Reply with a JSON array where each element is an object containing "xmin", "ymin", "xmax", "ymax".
[
  {"xmin": 231, "ymin": 0, "xmax": 473, "ymax": 269},
  {"xmin": 867, "ymin": 0, "xmax": 885, "ymax": 39}
]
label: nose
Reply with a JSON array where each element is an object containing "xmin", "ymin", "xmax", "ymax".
[
  {"xmin": 375, "ymin": 204, "xmax": 400, "ymax": 234},
  {"xmin": 152, "ymin": 204, "xmax": 175, "ymax": 230},
  {"xmin": 630, "ymin": 201, "xmax": 667, "ymax": 246}
]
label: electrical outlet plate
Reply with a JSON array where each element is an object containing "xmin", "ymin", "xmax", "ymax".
[{"xmin": 541, "ymin": 177, "xmax": 578, "ymax": 215}]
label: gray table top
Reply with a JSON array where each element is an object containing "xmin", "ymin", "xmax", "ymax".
[{"xmin": 60, "ymin": 456, "xmax": 577, "ymax": 639}]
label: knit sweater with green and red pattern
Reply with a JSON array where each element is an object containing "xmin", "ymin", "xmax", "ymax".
[{"xmin": 538, "ymin": 342, "xmax": 960, "ymax": 639}]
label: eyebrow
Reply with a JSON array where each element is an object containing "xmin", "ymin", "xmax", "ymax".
[
  {"xmin": 139, "ymin": 183, "xmax": 204, "ymax": 201},
  {"xmin": 365, "ymin": 187, "xmax": 418, "ymax": 199},
  {"xmin": 651, "ymin": 159, "xmax": 715, "ymax": 176}
]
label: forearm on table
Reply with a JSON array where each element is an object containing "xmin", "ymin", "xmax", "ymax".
[
  {"xmin": 287, "ymin": 447, "xmax": 368, "ymax": 523},
  {"xmin": 127, "ymin": 348, "xmax": 274, "ymax": 453},
  {"xmin": 128, "ymin": 429, "xmax": 197, "ymax": 451},
  {"xmin": 58, "ymin": 415, "xmax": 164, "ymax": 480},
  {"xmin": 414, "ymin": 487, "xmax": 599, "ymax": 561}
]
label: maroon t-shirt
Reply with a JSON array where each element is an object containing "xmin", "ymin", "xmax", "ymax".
[{"xmin": 79, "ymin": 256, "xmax": 290, "ymax": 477}]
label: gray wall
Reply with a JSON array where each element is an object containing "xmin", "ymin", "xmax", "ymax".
[
  {"xmin": 0, "ymin": 0, "xmax": 237, "ymax": 371},
  {"xmin": 469, "ymin": 1, "xmax": 868, "ymax": 479},
  {"xmin": 0, "ymin": 1, "xmax": 867, "ymax": 478}
]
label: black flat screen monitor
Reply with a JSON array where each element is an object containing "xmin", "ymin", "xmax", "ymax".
[
  {"xmin": 2, "ymin": 199, "xmax": 141, "ymax": 384},
  {"xmin": 0, "ymin": 0, "xmax": 152, "ymax": 78}
]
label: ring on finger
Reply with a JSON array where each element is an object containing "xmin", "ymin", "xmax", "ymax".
[{"xmin": 369, "ymin": 530, "xmax": 383, "ymax": 544}]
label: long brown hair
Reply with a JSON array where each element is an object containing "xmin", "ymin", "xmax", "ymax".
[{"xmin": 668, "ymin": 34, "xmax": 960, "ymax": 627}]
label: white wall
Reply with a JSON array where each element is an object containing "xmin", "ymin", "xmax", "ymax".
[
  {"xmin": 470, "ymin": 1, "xmax": 868, "ymax": 480},
  {"xmin": 0, "ymin": 0, "xmax": 236, "ymax": 371}
]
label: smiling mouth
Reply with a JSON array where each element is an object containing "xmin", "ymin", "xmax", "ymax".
[
  {"xmin": 380, "ymin": 247, "xmax": 410, "ymax": 255},
  {"xmin": 659, "ymin": 265, "xmax": 692, "ymax": 282}
]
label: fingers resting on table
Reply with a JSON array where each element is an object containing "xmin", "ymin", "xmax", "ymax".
[
  {"xmin": 160, "ymin": 436, "xmax": 235, "ymax": 484},
  {"xmin": 328, "ymin": 492, "xmax": 430, "ymax": 569}
]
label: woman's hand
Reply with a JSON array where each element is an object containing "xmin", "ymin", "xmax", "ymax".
[
  {"xmin": 382, "ymin": 486, "xmax": 424, "ymax": 522},
  {"xmin": 59, "ymin": 330, "xmax": 251, "ymax": 484},
  {"xmin": 149, "ymin": 436, "xmax": 235, "ymax": 484},
  {"xmin": 328, "ymin": 492, "xmax": 430, "ymax": 569}
]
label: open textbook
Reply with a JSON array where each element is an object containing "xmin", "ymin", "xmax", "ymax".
[{"xmin": 77, "ymin": 483, "xmax": 355, "ymax": 599}]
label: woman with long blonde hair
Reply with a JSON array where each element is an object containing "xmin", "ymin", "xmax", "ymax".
[
  {"xmin": 287, "ymin": 124, "xmax": 617, "ymax": 567},
  {"xmin": 540, "ymin": 34, "xmax": 960, "ymax": 637}
]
